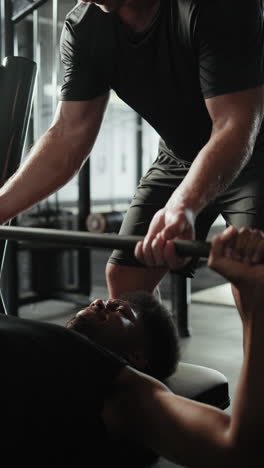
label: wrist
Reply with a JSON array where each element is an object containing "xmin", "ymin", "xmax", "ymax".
[
  {"xmin": 165, "ymin": 190, "xmax": 199, "ymax": 218},
  {"xmin": 165, "ymin": 199, "xmax": 196, "ymax": 225}
]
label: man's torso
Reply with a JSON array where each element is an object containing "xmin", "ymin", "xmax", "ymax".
[{"xmin": 60, "ymin": 0, "xmax": 264, "ymax": 162}]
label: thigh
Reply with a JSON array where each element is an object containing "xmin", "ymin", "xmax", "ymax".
[
  {"xmin": 108, "ymin": 151, "xmax": 190, "ymax": 268},
  {"xmin": 217, "ymin": 159, "xmax": 264, "ymax": 230},
  {"xmin": 184, "ymin": 158, "xmax": 264, "ymax": 277}
]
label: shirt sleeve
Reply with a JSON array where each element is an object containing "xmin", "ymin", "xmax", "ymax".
[
  {"xmin": 59, "ymin": 4, "xmax": 110, "ymax": 101},
  {"xmin": 197, "ymin": 0, "xmax": 264, "ymax": 99}
]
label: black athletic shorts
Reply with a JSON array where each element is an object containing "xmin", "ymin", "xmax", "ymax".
[{"xmin": 108, "ymin": 139, "xmax": 264, "ymax": 277}]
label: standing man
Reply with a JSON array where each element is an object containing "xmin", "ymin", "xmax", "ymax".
[{"xmin": 0, "ymin": 0, "xmax": 263, "ymax": 304}]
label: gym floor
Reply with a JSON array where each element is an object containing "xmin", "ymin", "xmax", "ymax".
[{"xmin": 17, "ymin": 244, "xmax": 242, "ymax": 468}]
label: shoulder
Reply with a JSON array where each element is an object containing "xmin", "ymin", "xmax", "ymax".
[
  {"xmin": 175, "ymin": 0, "xmax": 263, "ymax": 28},
  {"xmin": 60, "ymin": 2, "xmax": 110, "ymax": 63},
  {"xmin": 65, "ymin": 1, "xmax": 95, "ymax": 26},
  {"xmin": 179, "ymin": 0, "xmax": 264, "ymax": 51},
  {"xmin": 172, "ymin": 0, "xmax": 201, "ymax": 49},
  {"xmin": 63, "ymin": 2, "xmax": 108, "ymax": 42},
  {"xmin": 195, "ymin": 0, "xmax": 263, "ymax": 33}
]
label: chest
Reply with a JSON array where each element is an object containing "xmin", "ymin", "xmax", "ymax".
[{"xmin": 109, "ymin": 14, "xmax": 201, "ymax": 116}]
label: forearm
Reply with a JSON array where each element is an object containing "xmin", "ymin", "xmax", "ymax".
[
  {"xmin": 0, "ymin": 127, "xmax": 89, "ymax": 224},
  {"xmin": 228, "ymin": 308, "xmax": 264, "ymax": 454},
  {"xmin": 167, "ymin": 125, "xmax": 254, "ymax": 215},
  {"xmin": 202, "ymin": 227, "xmax": 264, "ymax": 465}
]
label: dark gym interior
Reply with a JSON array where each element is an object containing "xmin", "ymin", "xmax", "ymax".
[{"xmin": 0, "ymin": 1, "xmax": 249, "ymax": 467}]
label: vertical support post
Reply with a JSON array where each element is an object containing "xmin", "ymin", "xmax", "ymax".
[
  {"xmin": 77, "ymin": 158, "xmax": 92, "ymax": 296},
  {"xmin": 33, "ymin": 8, "xmax": 40, "ymax": 141},
  {"xmin": 52, "ymin": 0, "xmax": 58, "ymax": 116},
  {"xmin": 170, "ymin": 273, "xmax": 192, "ymax": 337},
  {"xmin": 51, "ymin": 0, "xmax": 60, "ymax": 214},
  {"xmin": 136, "ymin": 114, "xmax": 143, "ymax": 184},
  {"xmin": 1, "ymin": 240, "xmax": 19, "ymax": 315},
  {"xmin": 0, "ymin": 0, "xmax": 13, "ymax": 61},
  {"xmin": 0, "ymin": 0, "xmax": 15, "ymax": 314}
]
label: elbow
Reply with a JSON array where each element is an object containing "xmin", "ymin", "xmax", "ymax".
[{"xmin": 220, "ymin": 433, "xmax": 262, "ymax": 468}]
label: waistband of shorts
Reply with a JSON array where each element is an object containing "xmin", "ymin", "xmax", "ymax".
[{"xmin": 159, "ymin": 138, "xmax": 192, "ymax": 167}]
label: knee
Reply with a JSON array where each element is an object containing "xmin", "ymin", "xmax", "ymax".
[
  {"xmin": 106, "ymin": 262, "xmax": 127, "ymax": 288},
  {"xmin": 106, "ymin": 262, "xmax": 120, "ymax": 283},
  {"xmin": 106, "ymin": 263, "xmax": 132, "ymax": 298}
]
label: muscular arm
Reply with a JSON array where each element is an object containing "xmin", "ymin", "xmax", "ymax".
[
  {"xmin": 135, "ymin": 86, "xmax": 264, "ymax": 268},
  {"xmin": 166, "ymin": 85, "xmax": 264, "ymax": 214},
  {"xmin": 0, "ymin": 93, "xmax": 109, "ymax": 224},
  {"xmin": 172, "ymin": 0, "xmax": 264, "ymax": 215}
]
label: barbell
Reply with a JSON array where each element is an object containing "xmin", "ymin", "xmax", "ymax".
[{"xmin": 0, "ymin": 225, "xmax": 211, "ymax": 258}]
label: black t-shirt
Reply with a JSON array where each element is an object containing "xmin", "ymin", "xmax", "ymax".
[
  {"xmin": 0, "ymin": 314, "xmax": 141, "ymax": 465},
  {"xmin": 0, "ymin": 315, "xmax": 158, "ymax": 466},
  {"xmin": 60, "ymin": 0, "xmax": 264, "ymax": 163}
]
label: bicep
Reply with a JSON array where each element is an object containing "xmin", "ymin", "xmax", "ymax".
[
  {"xmin": 50, "ymin": 93, "xmax": 110, "ymax": 151},
  {"xmin": 205, "ymin": 86, "xmax": 264, "ymax": 135}
]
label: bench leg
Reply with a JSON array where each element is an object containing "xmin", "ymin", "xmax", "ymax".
[{"xmin": 170, "ymin": 273, "xmax": 191, "ymax": 337}]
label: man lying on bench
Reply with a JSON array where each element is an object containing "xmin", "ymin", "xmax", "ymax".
[
  {"xmin": 0, "ymin": 226, "xmax": 259, "ymax": 467},
  {"xmin": 0, "ymin": 286, "xmax": 178, "ymax": 466}
]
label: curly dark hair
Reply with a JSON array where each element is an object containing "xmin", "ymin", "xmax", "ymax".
[{"xmin": 119, "ymin": 290, "xmax": 180, "ymax": 380}]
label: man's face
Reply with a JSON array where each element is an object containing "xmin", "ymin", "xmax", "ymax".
[
  {"xmin": 81, "ymin": 0, "xmax": 125, "ymax": 13},
  {"xmin": 67, "ymin": 298, "xmax": 144, "ymax": 354}
]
